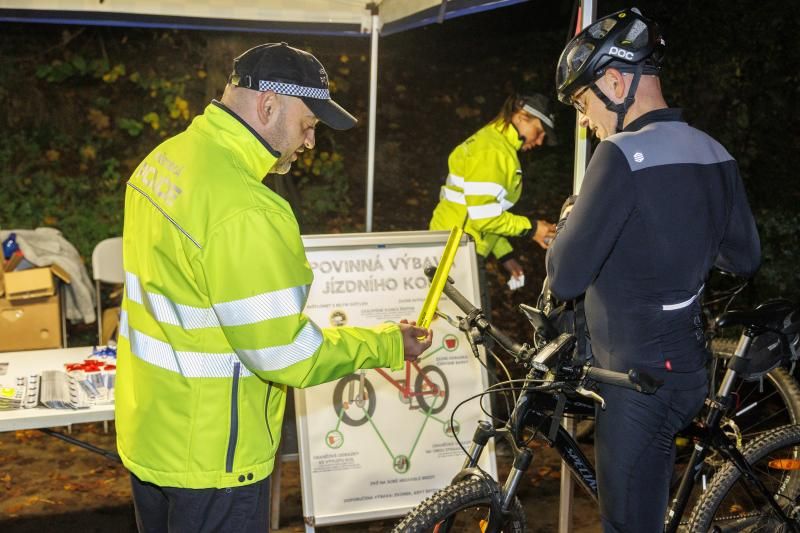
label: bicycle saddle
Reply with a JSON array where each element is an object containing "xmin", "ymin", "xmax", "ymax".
[{"xmin": 715, "ymin": 299, "xmax": 797, "ymax": 331}]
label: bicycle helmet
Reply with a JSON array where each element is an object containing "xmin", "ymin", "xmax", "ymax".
[{"xmin": 556, "ymin": 7, "xmax": 665, "ymax": 132}]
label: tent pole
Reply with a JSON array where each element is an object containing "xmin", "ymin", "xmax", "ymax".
[
  {"xmin": 559, "ymin": 2, "xmax": 595, "ymax": 533},
  {"xmin": 570, "ymin": 0, "xmax": 594, "ymax": 193},
  {"xmin": 365, "ymin": 7, "xmax": 379, "ymax": 232}
]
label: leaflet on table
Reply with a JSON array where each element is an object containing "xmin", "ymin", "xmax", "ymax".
[
  {"xmin": 0, "ymin": 375, "xmax": 40, "ymax": 410},
  {"xmin": 0, "ymin": 346, "xmax": 118, "ymax": 410}
]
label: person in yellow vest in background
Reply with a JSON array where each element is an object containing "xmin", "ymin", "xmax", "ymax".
[
  {"xmin": 116, "ymin": 42, "xmax": 432, "ymax": 532},
  {"xmin": 430, "ymin": 89, "xmax": 557, "ymax": 297}
]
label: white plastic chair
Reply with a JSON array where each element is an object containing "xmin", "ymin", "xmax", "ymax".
[{"xmin": 91, "ymin": 237, "xmax": 124, "ymax": 345}]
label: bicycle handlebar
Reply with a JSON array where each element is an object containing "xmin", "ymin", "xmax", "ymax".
[{"xmin": 584, "ymin": 367, "xmax": 661, "ymax": 394}]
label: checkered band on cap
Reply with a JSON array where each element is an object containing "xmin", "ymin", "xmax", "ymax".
[{"xmin": 258, "ymin": 80, "xmax": 330, "ymax": 100}]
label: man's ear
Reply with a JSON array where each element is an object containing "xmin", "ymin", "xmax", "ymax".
[
  {"xmin": 256, "ymin": 90, "xmax": 279, "ymax": 126},
  {"xmin": 605, "ymin": 68, "xmax": 627, "ymax": 100}
]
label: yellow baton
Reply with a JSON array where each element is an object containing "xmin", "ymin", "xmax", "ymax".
[{"xmin": 417, "ymin": 223, "xmax": 465, "ymax": 330}]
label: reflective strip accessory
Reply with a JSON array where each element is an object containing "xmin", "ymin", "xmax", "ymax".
[
  {"xmin": 662, "ymin": 284, "xmax": 705, "ymax": 311},
  {"xmin": 126, "ymin": 271, "xmax": 309, "ymax": 329}
]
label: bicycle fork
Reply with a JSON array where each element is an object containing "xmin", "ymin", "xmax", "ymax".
[
  {"xmin": 346, "ymin": 371, "xmax": 369, "ymax": 407},
  {"xmin": 456, "ymin": 422, "xmax": 533, "ymax": 533}
]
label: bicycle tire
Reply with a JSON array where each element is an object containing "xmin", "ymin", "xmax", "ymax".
[
  {"xmin": 710, "ymin": 337, "xmax": 739, "ymax": 357},
  {"xmin": 391, "ymin": 477, "xmax": 526, "ymax": 533},
  {"xmin": 688, "ymin": 424, "xmax": 800, "ymax": 532},
  {"xmin": 332, "ymin": 374, "xmax": 376, "ymax": 427},
  {"xmin": 415, "ymin": 366, "xmax": 449, "ymax": 415}
]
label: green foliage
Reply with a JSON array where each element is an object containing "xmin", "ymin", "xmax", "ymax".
[
  {"xmin": 1, "ymin": 28, "xmax": 357, "ymax": 266},
  {"xmin": 116, "ymin": 118, "xmax": 144, "ymax": 137},
  {"xmin": 0, "ymin": 28, "xmax": 211, "ymax": 263},
  {"xmin": 291, "ymin": 146, "xmax": 352, "ymax": 230},
  {"xmin": 0, "ymin": 132, "xmax": 125, "ymax": 260},
  {"xmin": 35, "ymin": 54, "xmax": 108, "ymax": 82},
  {"xmin": 755, "ymin": 209, "xmax": 800, "ymax": 300}
]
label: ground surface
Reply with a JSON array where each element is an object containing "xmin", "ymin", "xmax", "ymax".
[{"xmin": 0, "ymin": 423, "xmax": 600, "ymax": 532}]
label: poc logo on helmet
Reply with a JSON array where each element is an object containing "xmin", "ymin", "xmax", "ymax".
[{"xmin": 609, "ymin": 46, "xmax": 634, "ymax": 60}]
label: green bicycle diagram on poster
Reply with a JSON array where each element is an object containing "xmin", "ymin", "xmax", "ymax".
[{"xmin": 326, "ymin": 333, "xmax": 463, "ymax": 474}]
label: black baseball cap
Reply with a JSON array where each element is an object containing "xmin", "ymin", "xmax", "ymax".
[
  {"xmin": 229, "ymin": 42, "xmax": 357, "ymax": 131},
  {"xmin": 517, "ymin": 92, "xmax": 558, "ymax": 146}
]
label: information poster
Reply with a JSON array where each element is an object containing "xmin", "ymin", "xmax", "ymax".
[{"xmin": 295, "ymin": 231, "xmax": 496, "ymax": 527}]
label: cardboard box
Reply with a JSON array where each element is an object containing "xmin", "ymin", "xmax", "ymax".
[
  {"xmin": 0, "ymin": 265, "xmax": 71, "ymax": 352},
  {"xmin": 101, "ymin": 306, "xmax": 121, "ymax": 345}
]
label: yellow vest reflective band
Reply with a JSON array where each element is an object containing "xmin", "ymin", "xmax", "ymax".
[
  {"xmin": 430, "ymin": 120, "xmax": 533, "ymax": 258},
  {"xmin": 116, "ymin": 101, "xmax": 403, "ymax": 489}
]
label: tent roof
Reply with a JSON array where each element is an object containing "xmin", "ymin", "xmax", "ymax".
[{"xmin": 0, "ymin": 0, "xmax": 528, "ymax": 36}]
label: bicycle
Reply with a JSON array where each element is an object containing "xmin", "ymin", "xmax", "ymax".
[
  {"xmin": 392, "ymin": 273, "xmax": 800, "ymax": 532},
  {"xmin": 332, "ymin": 359, "xmax": 449, "ymax": 427}
]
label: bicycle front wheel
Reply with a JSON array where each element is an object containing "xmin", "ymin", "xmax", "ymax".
[
  {"xmin": 415, "ymin": 365, "xmax": 449, "ymax": 415},
  {"xmin": 332, "ymin": 374, "xmax": 376, "ymax": 427},
  {"xmin": 688, "ymin": 424, "xmax": 800, "ymax": 532},
  {"xmin": 391, "ymin": 477, "xmax": 526, "ymax": 533}
]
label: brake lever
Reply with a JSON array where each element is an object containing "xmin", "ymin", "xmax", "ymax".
[
  {"xmin": 436, "ymin": 309, "xmax": 483, "ymax": 360},
  {"xmin": 450, "ymin": 313, "xmax": 482, "ymax": 359},
  {"xmin": 575, "ymin": 386, "xmax": 606, "ymax": 410},
  {"xmin": 434, "ymin": 309, "xmax": 460, "ymax": 329}
]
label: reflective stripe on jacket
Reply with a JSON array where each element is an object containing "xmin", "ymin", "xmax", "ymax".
[
  {"xmin": 429, "ymin": 120, "xmax": 532, "ymax": 258},
  {"xmin": 116, "ymin": 101, "xmax": 403, "ymax": 489}
]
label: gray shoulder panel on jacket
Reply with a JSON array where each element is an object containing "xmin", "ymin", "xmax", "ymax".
[{"xmin": 607, "ymin": 121, "xmax": 734, "ymax": 171}]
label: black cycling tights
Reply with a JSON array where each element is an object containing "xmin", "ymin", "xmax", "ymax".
[{"xmin": 594, "ymin": 375, "xmax": 707, "ymax": 532}]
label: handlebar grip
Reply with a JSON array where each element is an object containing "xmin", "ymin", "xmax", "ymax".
[
  {"xmin": 440, "ymin": 275, "xmax": 479, "ymax": 316},
  {"xmin": 585, "ymin": 367, "xmax": 661, "ymax": 394}
]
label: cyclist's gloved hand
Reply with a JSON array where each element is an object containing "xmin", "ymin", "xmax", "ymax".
[
  {"xmin": 533, "ymin": 220, "xmax": 557, "ymax": 249},
  {"xmin": 399, "ymin": 319, "xmax": 433, "ymax": 361},
  {"xmin": 556, "ymin": 195, "xmax": 579, "ymax": 234}
]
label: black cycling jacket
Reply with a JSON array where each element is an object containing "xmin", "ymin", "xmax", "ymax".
[{"xmin": 546, "ymin": 108, "xmax": 760, "ymax": 380}]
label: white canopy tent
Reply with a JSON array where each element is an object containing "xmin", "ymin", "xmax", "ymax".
[{"xmin": 0, "ymin": 1, "xmax": 528, "ymax": 36}]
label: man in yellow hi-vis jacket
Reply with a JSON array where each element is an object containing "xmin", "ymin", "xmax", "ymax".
[
  {"xmin": 430, "ymin": 90, "xmax": 557, "ymax": 291},
  {"xmin": 116, "ymin": 43, "xmax": 432, "ymax": 532}
]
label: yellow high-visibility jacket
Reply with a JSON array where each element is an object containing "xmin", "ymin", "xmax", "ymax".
[
  {"xmin": 116, "ymin": 101, "xmax": 403, "ymax": 489},
  {"xmin": 430, "ymin": 120, "xmax": 532, "ymax": 259}
]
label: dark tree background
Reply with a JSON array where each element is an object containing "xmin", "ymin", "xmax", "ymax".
[{"xmin": 1, "ymin": 0, "xmax": 797, "ymax": 342}]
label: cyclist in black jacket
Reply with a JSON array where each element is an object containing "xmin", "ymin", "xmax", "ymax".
[{"xmin": 547, "ymin": 8, "xmax": 760, "ymax": 532}]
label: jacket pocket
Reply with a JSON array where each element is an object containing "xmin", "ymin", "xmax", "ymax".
[
  {"xmin": 264, "ymin": 383, "xmax": 274, "ymax": 445},
  {"xmin": 225, "ymin": 362, "xmax": 240, "ymax": 473}
]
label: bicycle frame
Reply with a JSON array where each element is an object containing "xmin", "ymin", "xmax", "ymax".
[{"xmin": 374, "ymin": 361, "xmax": 444, "ymax": 401}]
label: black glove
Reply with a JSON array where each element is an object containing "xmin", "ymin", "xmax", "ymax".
[
  {"xmin": 556, "ymin": 195, "xmax": 578, "ymax": 233},
  {"xmin": 559, "ymin": 195, "xmax": 578, "ymax": 219}
]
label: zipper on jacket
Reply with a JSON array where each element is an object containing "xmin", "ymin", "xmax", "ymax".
[
  {"xmin": 264, "ymin": 383, "xmax": 274, "ymax": 445},
  {"xmin": 225, "ymin": 362, "xmax": 240, "ymax": 473}
]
